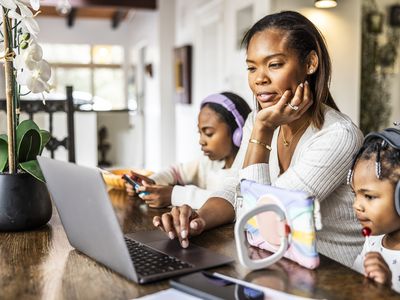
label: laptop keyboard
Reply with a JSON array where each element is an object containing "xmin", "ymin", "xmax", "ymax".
[{"xmin": 124, "ymin": 238, "xmax": 194, "ymax": 277}]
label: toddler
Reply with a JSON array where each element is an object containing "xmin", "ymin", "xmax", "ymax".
[{"xmin": 350, "ymin": 126, "xmax": 400, "ymax": 292}]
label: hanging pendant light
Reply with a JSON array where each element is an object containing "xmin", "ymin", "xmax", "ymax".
[
  {"xmin": 56, "ymin": 0, "xmax": 72, "ymax": 15},
  {"xmin": 314, "ymin": 0, "xmax": 337, "ymax": 8}
]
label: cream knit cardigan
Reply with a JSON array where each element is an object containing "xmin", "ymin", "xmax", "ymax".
[{"xmin": 212, "ymin": 106, "xmax": 364, "ymax": 267}]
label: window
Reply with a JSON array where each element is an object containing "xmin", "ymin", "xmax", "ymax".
[{"xmin": 42, "ymin": 44, "xmax": 125, "ymax": 110}]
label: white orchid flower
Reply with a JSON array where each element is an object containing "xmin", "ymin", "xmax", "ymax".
[
  {"xmin": 23, "ymin": 41, "xmax": 43, "ymax": 69},
  {"xmin": 0, "ymin": 0, "xmax": 17, "ymax": 10},
  {"xmin": 18, "ymin": 0, "xmax": 40, "ymax": 10},
  {"xmin": 15, "ymin": 64, "xmax": 28, "ymax": 85},
  {"xmin": 18, "ymin": 59, "xmax": 51, "ymax": 93},
  {"xmin": 15, "ymin": 39, "xmax": 51, "ymax": 95},
  {"xmin": 28, "ymin": 60, "xmax": 51, "ymax": 93},
  {"xmin": 2, "ymin": 0, "xmax": 50, "ymax": 100},
  {"xmin": 16, "ymin": 61, "xmax": 51, "ymax": 103},
  {"xmin": 30, "ymin": 0, "xmax": 40, "ymax": 10},
  {"xmin": 14, "ymin": 40, "xmax": 42, "ymax": 69},
  {"xmin": 14, "ymin": 51, "xmax": 26, "ymax": 71},
  {"xmin": 7, "ymin": 3, "xmax": 40, "ymax": 37}
]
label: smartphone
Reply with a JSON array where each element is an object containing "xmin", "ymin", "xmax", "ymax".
[
  {"xmin": 170, "ymin": 272, "xmax": 265, "ymax": 300},
  {"xmin": 130, "ymin": 171, "xmax": 155, "ymax": 185},
  {"xmin": 122, "ymin": 174, "xmax": 150, "ymax": 196}
]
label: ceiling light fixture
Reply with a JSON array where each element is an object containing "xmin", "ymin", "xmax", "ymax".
[
  {"xmin": 314, "ymin": 0, "xmax": 337, "ymax": 9},
  {"xmin": 56, "ymin": 0, "xmax": 72, "ymax": 16}
]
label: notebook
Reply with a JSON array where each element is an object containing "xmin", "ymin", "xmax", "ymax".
[{"xmin": 37, "ymin": 157, "xmax": 233, "ymax": 284}]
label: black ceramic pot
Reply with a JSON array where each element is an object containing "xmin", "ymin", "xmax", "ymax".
[{"xmin": 0, "ymin": 172, "xmax": 52, "ymax": 231}]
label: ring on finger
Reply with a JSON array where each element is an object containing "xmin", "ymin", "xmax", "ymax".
[{"xmin": 288, "ymin": 103, "xmax": 299, "ymax": 111}]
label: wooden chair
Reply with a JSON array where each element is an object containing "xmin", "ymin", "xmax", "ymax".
[{"xmin": 0, "ymin": 86, "xmax": 76, "ymax": 162}]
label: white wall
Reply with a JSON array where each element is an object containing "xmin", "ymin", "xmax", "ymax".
[
  {"xmin": 124, "ymin": 10, "xmax": 159, "ymax": 170},
  {"xmin": 390, "ymin": 74, "xmax": 400, "ymax": 123},
  {"xmin": 124, "ymin": 1, "xmax": 176, "ymax": 172},
  {"xmin": 158, "ymin": 0, "xmax": 177, "ymax": 169}
]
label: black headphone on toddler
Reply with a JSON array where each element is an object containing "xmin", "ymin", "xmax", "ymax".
[{"xmin": 362, "ymin": 127, "xmax": 400, "ymax": 216}]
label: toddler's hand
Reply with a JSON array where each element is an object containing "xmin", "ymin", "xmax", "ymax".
[{"xmin": 363, "ymin": 252, "xmax": 392, "ymax": 286}]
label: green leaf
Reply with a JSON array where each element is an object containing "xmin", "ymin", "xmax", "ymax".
[
  {"xmin": 39, "ymin": 130, "xmax": 51, "ymax": 155},
  {"xmin": 19, "ymin": 160, "xmax": 45, "ymax": 183},
  {"xmin": 0, "ymin": 134, "xmax": 8, "ymax": 172},
  {"xmin": 16, "ymin": 120, "xmax": 42, "ymax": 163}
]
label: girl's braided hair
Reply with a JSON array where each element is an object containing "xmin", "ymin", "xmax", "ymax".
[{"xmin": 348, "ymin": 128, "xmax": 400, "ymax": 185}]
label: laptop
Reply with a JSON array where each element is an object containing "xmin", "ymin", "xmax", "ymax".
[{"xmin": 37, "ymin": 157, "xmax": 233, "ymax": 284}]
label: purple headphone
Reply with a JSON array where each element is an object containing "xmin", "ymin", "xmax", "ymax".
[{"xmin": 201, "ymin": 93, "xmax": 245, "ymax": 147}]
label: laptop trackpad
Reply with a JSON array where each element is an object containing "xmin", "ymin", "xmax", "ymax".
[
  {"xmin": 126, "ymin": 230, "xmax": 232, "ymax": 267},
  {"xmin": 126, "ymin": 230, "xmax": 170, "ymax": 243}
]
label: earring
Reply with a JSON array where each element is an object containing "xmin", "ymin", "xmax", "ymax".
[
  {"xmin": 308, "ymin": 68, "xmax": 315, "ymax": 74},
  {"xmin": 253, "ymin": 94, "xmax": 260, "ymax": 111}
]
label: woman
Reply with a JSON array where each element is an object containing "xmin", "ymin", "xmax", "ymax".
[{"xmin": 154, "ymin": 11, "xmax": 363, "ymax": 267}]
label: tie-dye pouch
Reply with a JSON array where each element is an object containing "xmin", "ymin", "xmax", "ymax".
[{"xmin": 234, "ymin": 180, "xmax": 321, "ymax": 270}]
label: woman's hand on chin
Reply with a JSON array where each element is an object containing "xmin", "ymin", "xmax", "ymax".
[
  {"xmin": 255, "ymin": 81, "xmax": 313, "ymax": 130},
  {"xmin": 152, "ymin": 205, "xmax": 206, "ymax": 248}
]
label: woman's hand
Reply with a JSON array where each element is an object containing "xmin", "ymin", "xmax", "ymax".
[
  {"xmin": 363, "ymin": 252, "xmax": 392, "ymax": 286},
  {"xmin": 255, "ymin": 81, "xmax": 313, "ymax": 130},
  {"xmin": 153, "ymin": 205, "xmax": 206, "ymax": 248},
  {"xmin": 137, "ymin": 183, "xmax": 173, "ymax": 208}
]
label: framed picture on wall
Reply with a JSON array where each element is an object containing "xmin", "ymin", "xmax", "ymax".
[
  {"xmin": 389, "ymin": 5, "xmax": 400, "ymax": 27},
  {"xmin": 174, "ymin": 45, "xmax": 192, "ymax": 104}
]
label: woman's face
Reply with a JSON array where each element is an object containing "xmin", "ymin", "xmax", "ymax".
[
  {"xmin": 246, "ymin": 29, "xmax": 308, "ymax": 109},
  {"xmin": 198, "ymin": 106, "xmax": 234, "ymax": 162}
]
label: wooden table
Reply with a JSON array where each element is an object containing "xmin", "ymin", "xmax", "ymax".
[{"xmin": 1, "ymin": 189, "xmax": 399, "ymax": 300}]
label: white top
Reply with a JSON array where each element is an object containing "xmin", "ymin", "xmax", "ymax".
[
  {"xmin": 353, "ymin": 235, "xmax": 400, "ymax": 293},
  {"xmin": 150, "ymin": 156, "xmax": 235, "ymax": 209},
  {"xmin": 212, "ymin": 106, "xmax": 364, "ymax": 267}
]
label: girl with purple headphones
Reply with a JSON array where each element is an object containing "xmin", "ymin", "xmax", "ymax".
[
  {"xmin": 350, "ymin": 127, "xmax": 400, "ymax": 291},
  {"xmin": 126, "ymin": 92, "xmax": 251, "ymax": 209}
]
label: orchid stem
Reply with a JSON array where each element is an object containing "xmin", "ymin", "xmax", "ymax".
[{"xmin": 2, "ymin": 11, "xmax": 17, "ymax": 174}]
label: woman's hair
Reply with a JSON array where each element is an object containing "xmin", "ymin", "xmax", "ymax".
[
  {"xmin": 201, "ymin": 92, "xmax": 251, "ymax": 148},
  {"xmin": 242, "ymin": 10, "xmax": 339, "ymax": 129},
  {"xmin": 350, "ymin": 137, "xmax": 400, "ymax": 185}
]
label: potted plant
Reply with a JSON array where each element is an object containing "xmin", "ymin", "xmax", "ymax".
[{"xmin": 0, "ymin": 0, "xmax": 53, "ymax": 231}]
